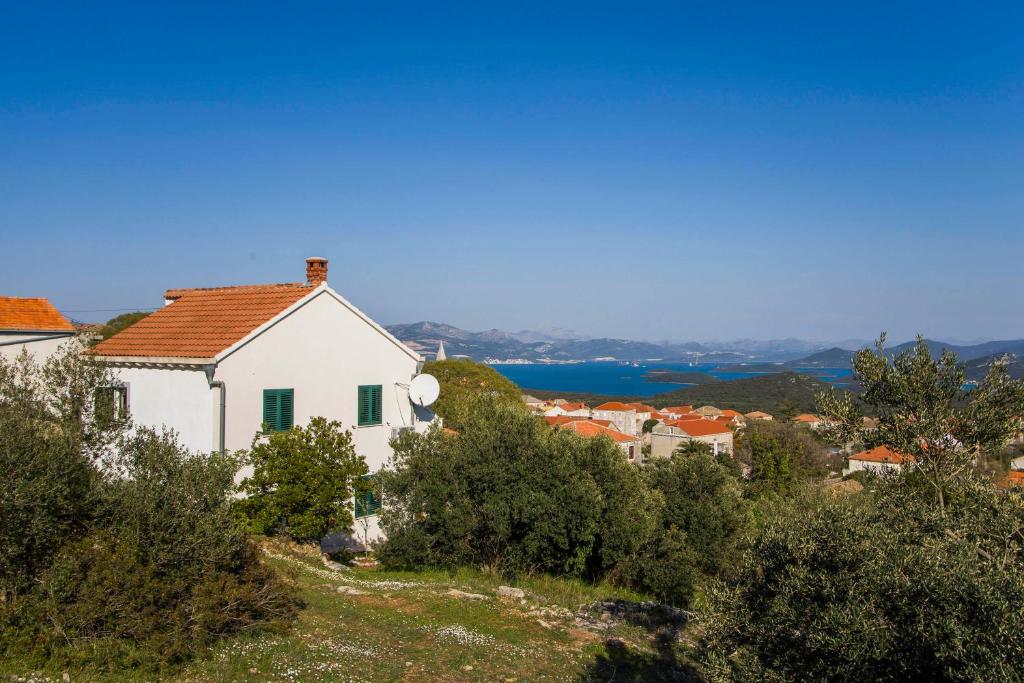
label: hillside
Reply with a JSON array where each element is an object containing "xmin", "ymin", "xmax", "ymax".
[
  {"xmin": 886, "ymin": 338, "xmax": 1024, "ymax": 362},
  {"xmin": 1, "ymin": 539, "xmax": 693, "ymax": 682},
  {"xmin": 790, "ymin": 347, "xmax": 856, "ymax": 367},
  {"xmin": 964, "ymin": 353, "xmax": 1024, "ymax": 381},
  {"xmin": 647, "ymin": 371, "xmax": 837, "ymax": 414}
]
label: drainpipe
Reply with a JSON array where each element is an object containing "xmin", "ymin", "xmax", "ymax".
[{"xmin": 210, "ymin": 379, "xmax": 226, "ymax": 455}]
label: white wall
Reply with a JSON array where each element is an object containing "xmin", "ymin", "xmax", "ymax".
[
  {"xmin": 114, "ymin": 365, "xmax": 215, "ymax": 455},
  {"xmin": 0, "ymin": 333, "xmax": 74, "ymax": 364},
  {"xmin": 844, "ymin": 459, "xmax": 902, "ymax": 476},
  {"xmin": 593, "ymin": 409, "xmax": 637, "ymax": 435},
  {"xmin": 650, "ymin": 428, "xmax": 734, "ymax": 459},
  {"xmin": 215, "ymin": 290, "xmax": 422, "ymax": 472}
]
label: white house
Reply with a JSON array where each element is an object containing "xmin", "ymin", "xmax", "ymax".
[
  {"xmin": 90, "ymin": 257, "xmax": 434, "ymax": 544},
  {"xmin": 0, "ymin": 296, "xmax": 76, "ymax": 363},
  {"xmin": 650, "ymin": 419, "xmax": 734, "ymax": 459},
  {"xmin": 844, "ymin": 445, "xmax": 913, "ymax": 476},
  {"xmin": 592, "ymin": 402, "xmax": 639, "ymax": 435},
  {"xmin": 555, "ymin": 419, "xmax": 643, "ymax": 464},
  {"xmin": 544, "ymin": 401, "xmax": 590, "ymax": 418}
]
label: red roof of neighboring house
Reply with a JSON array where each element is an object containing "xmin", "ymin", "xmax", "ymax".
[
  {"xmin": 0, "ymin": 296, "xmax": 75, "ymax": 332},
  {"xmin": 545, "ymin": 416, "xmax": 612, "ymax": 428},
  {"xmin": 673, "ymin": 413, "xmax": 706, "ymax": 422},
  {"xmin": 558, "ymin": 402, "xmax": 588, "ymax": 412},
  {"xmin": 91, "ymin": 283, "xmax": 314, "ymax": 359},
  {"xmin": 559, "ymin": 420, "xmax": 636, "ymax": 443},
  {"xmin": 745, "ymin": 411, "xmax": 773, "ymax": 419},
  {"xmin": 793, "ymin": 413, "xmax": 820, "ymax": 423},
  {"xmin": 997, "ymin": 470, "xmax": 1024, "ymax": 489},
  {"xmin": 594, "ymin": 402, "xmax": 636, "ymax": 412},
  {"xmin": 720, "ymin": 409, "xmax": 742, "ymax": 418},
  {"xmin": 627, "ymin": 402, "xmax": 656, "ymax": 413},
  {"xmin": 848, "ymin": 445, "xmax": 913, "ymax": 464},
  {"xmin": 664, "ymin": 405, "xmax": 694, "ymax": 414},
  {"xmin": 667, "ymin": 419, "xmax": 732, "ymax": 437}
]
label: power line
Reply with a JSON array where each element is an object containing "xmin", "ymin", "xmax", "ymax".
[{"xmin": 59, "ymin": 307, "xmax": 158, "ymax": 313}]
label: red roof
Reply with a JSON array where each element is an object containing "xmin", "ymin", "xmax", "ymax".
[
  {"xmin": 558, "ymin": 402, "xmax": 588, "ymax": 412},
  {"xmin": 559, "ymin": 420, "xmax": 637, "ymax": 443},
  {"xmin": 673, "ymin": 413, "xmax": 706, "ymax": 422},
  {"xmin": 0, "ymin": 296, "xmax": 74, "ymax": 332},
  {"xmin": 594, "ymin": 402, "xmax": 635, "ymax": 412},
  {"xmin": 545, "ymin": 416, "xmax": 612, "ymax": 428},
  {"xmin": 627, "ymin": 402, "xmax": 656, "ymax": 413},
  {"xmin": 91, "ymin": 283, "xmax": 314, "ymax": 359},
  {"xmin": 664, "ymin": 405, "xmax": 694, "ymax": 414},
  {"xmin": 997, "ymin": 471, "xmax": 1024, "ymax": 489},
  {"xmin": 720, "ymin": 409, "xmax": 742, "ymax": 418},
  {"xmin": 848, "ymin": 445, "xmax": 913, "ymax": 464},
  {"xmin": 667, "ymin": 420, "xmax": 732, "ymax": 437},
  {"xmin": 793, "ymin": 413, "xmax": 820, "ymax": 423}
]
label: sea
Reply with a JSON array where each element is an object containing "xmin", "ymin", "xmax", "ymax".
[{"xmin": 491, "ymin": 361, "xmax": 852, "ymax": 398}]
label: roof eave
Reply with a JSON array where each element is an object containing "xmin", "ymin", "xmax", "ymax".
[{"xmin": 90, "ymin": 355, "xmax": 215, "ymax": 367}]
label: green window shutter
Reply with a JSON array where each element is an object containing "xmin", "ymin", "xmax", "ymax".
[
  {"xmin": 262, "ymin": 389, "xmax": 294, "ymax": 432},
  {"xmin": 358, "ymin": 385, "xmax": 383, "ymax": 426},
  {"xmin": 279, "ymin": 389, "xmax": 294, "ymax": 430}
]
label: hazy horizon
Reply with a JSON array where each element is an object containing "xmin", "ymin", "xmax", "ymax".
[{"xmin": 2, "ymin": 3, "xmax": 1022, "ymax": 341}]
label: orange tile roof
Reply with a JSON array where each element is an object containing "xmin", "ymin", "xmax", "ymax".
[
  {"xmin": 664, "ymin": 405, "xmax": 694, "ymax": 414},
  {"xmin": 793, "ymin": 413, "xmax": 820, "ymax": 423},
  {"xmin": 745, "ymin": 411, "xmax": 773, "ymax": 419},
  {"xmin": 0, "ymin": 296, "xmax": 74, "ymax": 332},
  {"xmin": 674, "ymin": 413, "xmax": 706, "ymax": 421},
  {"xmin": 849, "ymin": 445, "xmax": 913, "ymax": 464},
  {"xmin": 545, "ymin": 416, "xmax": 612, "ymax": 428},
  {"xmin": 91, "ymin": 283, "xmax": 314, "ymax": 359},
  {"xmin": 668, "ymin": 419, "xmax": 732, "ymax": 436},
  {"xmin": 627, "ymin": 402, "xmax": 656, "ymax": 413},
  {"xmin": 997, "ymin": 470, "xmax": 1024, "ymax": 489},
  {"xmin": 558, "ymin": 402, "xmax": 588, "ymax": 412},
  {"xmin": 559, "ymin": 420, "xmax": 636, "ymax": 443},
  {"xmin": 594, "ymin": 402, "xmax": 635, "ymax": 412},
  {"xmin": 720, "ymin": 409, "xmax": 742, "ymax": 418}
]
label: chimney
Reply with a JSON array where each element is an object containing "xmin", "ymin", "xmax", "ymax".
[{"xmin": 305, "ymin": 257, "xmax": 328, "ymax": 286}]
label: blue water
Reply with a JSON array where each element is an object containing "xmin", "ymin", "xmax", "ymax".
[{"xmin": 493, "ymin": 361, "xmax": 853, "ymax": 397}]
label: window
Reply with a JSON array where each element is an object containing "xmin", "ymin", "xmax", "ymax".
[
  {"xmin": 95, "ymin": 385, "xmax": 128, "ymax": 427},
  {"xmin": 262, "ymin": 388, "xmax": 294, "ymax": 432},
  {"xmin": 357, "ymin": 385, "xmax": 382, "ymax": 426},
  {"xmin": 354, "ymin": 474, "xmax": 382, "ymax": 518}
]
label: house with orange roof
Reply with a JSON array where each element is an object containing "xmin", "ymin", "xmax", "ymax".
[
  {"xmin": 650, "ymin": 418, "xmax": 734, "ymax": 459},
  {"xmin": 544, "ymin": 415, "xmax": 613, "ymax": 428},
  {"xmin": 792, "ymin": 413, "xmax": 823, "ymax": 429},
  {"xmin": 90, "ymin": 257, "xmax": 434, "ymax": 545},
  {"xmin": 661, "ymin": 405, "xmax": 694, "ymax": 418},
  {"xmin": 0, "ymin": 296, "xmax": 77, "ymax": 363},
  {"xmin": 744, "ymin": 410, "xmax": 773, "ymax": 421},
  {"xmin": 544, "ymin": 401, "xmax": 590, "ymax": 418},
  {"xmin": 556, "ymin": 419, "xmax": 643, "ymax": 463},
  {"xmin": 592, "ymin": 401, "xmax": 639, "ymax": 435},
  {"xmin": 844, "ymin": 445, "xmax": 914, "ymax": 475}
]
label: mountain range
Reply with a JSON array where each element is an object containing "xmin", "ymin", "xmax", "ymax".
[{"xmin": 387, "ymin": 322, "xmax": 1024, "ymax": 377}]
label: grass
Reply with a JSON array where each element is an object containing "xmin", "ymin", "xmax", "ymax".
[{"xmin": 1, "ymin": 539, "xmax": 699, "ymax": 682}]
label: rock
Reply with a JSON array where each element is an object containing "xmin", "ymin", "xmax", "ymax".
[
  {"xmin": 447, "ymin": 588, "xmax": 487, "ymax": 600},
  {"xmin": 462, "ymin": 665, "xmax": 474, "ymax": 672},
  {"xmin": 249, "ymin": 667, "xmax": 258, "ymax": 674},
  {"xmin": 63, "ymin": 674, "xmax": 71, "ymax": 683},
  {"xmin": 599, "ymin": 612, "xmax": 612, "ymax": 623},
  {"xmin": 538, "ymin": 619, "xmax": 552, "ymax": 629},
  {"xmin": 321, "ymin": 555, "xmax": 349, "ymax": 571},
  {"xmin": 336, "ymin": 585, "xmax": 365, "ymax": 595},
  {"xmin": 497, "ymin": 585, "xmax": 525, "ymax": 599}
]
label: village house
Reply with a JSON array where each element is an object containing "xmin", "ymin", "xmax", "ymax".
[
  {"xmin": 521, "ymin": 394, "xmax": 547, "ymax": 412},
  {"xmin": 544, "ymin": 401, "xmax": 590, "ymax": 418},
  {"xmin": 694, "ymin": 405, "xmax": 723, "ymax": 418},
  {"xmin": 745, "ymin": 410, "xmax": 773, "ymax": 421},
  {"xmin": 792, "ymin": 413, "xmax": 822, "ymax": 429},
  {"xmin": 844, "ymin": 445, "xmax": 913, "ymax": 475},
  {"xmin": 555, "ymin": 419, "xmax": 643, "ymax": 464},
  {"xmin": 661, "ymin": 405, "xmax": 694, "ymax": 419},
  {"xmin": 89, "ymin": 257, "xmax": 435, "ymax": 543},
  {"xmin": 0, "ymin": 296, "xmax": 77, "ymax": 363},
  {"xmin": 592, "ymin": 401, "xmax": 639, "ymax": 435},
  {"xmin": 650, "ymin": 419, "xmax": 734, "ymax": 459}
]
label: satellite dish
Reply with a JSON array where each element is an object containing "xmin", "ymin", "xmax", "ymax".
[{"xmin": 409, "ymin": 373, "xmax": 440, "ymax": 407}]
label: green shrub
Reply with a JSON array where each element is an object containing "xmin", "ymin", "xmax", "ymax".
[
  {"xmin": 236, "ymin": 417, "xmax": 367, "ymax": 541},
  {"xmin": 3, "ymin": 428, "xmax": 296, "ymax": 671},
  {"xmin": 623, "ymin": 526, "xmax": 700, "ymax": 607},
  {"xmin": 377, "ymin": 395, "xmax": 660, "ymax": 579},
  {"xmin": 699, "ymin": 473, "xmax": 1024, "ymax": 681},
  {"xmin": 421, "ymin": 358, "xmax": 524, "ymax": 431},
  {"xmin": 0, "ymin": 345, "xmax": 118, "ymax": 599}
]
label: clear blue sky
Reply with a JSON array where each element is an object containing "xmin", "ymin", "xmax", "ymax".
[{"xmin": 2, "ymin": 2, "xmax": 1021, "ymax": 342}]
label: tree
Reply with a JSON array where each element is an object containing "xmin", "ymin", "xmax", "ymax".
[
  {"xmin": 422, "ymin": 358, "xmax": 524, "ymax": 431},
  {"xmin": 818, "ymin": 334, "xmax": 1024, "ymax": 512},
  {"xmin": 98, "ymin": 311, "xmax": 151, "ymax": 341},
  {"xmin": 377, "ymin": 394, "xmax": 660, "ymax": 579},
  {"xmin": 236, "ymin": 417, "xmax": 367, "ymax": 541},
  {"xmin": 699, "ymin": 474, "xmax": 1024, "ymax": 681},
  {"xmin": 735, "ymin": 421, "xmax": 831, "ymax": 496},
  {"xmin": 0, "ymin": 345, "xmax": 124, "ymax": 599},
  {"xmin": 645, "ymin": 451, "xmax": 746, "ymax": 575},
  {"xmin": 642, "ymin": 418, "xmax": 659, "ymax": 434}
]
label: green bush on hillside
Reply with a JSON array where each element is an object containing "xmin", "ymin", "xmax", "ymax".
[{"xmin": 422, "ymin": 358, "xmax": 524, "ymax": 431}]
